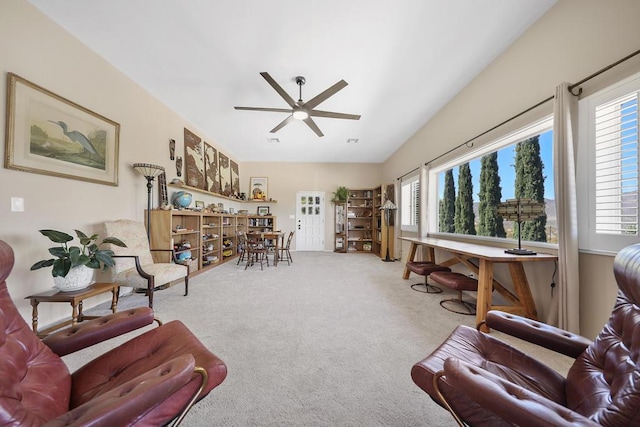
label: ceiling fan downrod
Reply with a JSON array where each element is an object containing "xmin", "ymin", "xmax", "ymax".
[{"xmin": 295, "ymin": 76, "xmax": 305, "ymax": 102}]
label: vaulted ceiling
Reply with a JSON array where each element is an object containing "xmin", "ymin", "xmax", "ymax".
[{"xmin": 28, "ymin": 0, "xmax": 557, "ymax": 163}]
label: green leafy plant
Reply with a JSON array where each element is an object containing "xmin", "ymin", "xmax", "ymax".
[
  {"xmin": 331, "ymin": 186, "xmax": 348, "ymax": 203},
  {"xmin": 31, "ymin": 229, "xmax": 127, "ymax": 278}
]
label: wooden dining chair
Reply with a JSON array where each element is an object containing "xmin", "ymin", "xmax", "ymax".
[
  {"xmin": 245, "ymin": 232, "xmax": 269, "ymax": 270},
  {"xmin": 278, "ymin": 231, "xmax": 294, "ymax": 266}
]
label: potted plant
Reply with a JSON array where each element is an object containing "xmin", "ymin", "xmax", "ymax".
[
  {"xmin": 331, "ymin": 186, "xmax": 348, "ymax": 203},
  {"xmin": 31, "ymin": 229, "xmax": 127, "ymax": 291}
]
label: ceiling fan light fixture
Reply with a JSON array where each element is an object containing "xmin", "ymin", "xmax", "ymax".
[{"xmin": 292, "ymin": 109, "xmax": 309, "ymax": 120}]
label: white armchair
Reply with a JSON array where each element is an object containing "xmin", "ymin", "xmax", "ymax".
[{"xmin": 104, "ymin": 219, "xmax": 188, "ymax": 308}]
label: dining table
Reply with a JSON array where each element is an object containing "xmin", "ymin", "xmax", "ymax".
[
  {"xmin": 247, "ymin": 231, "xmax": 285, "ymax": 267},
  {"xmin": 401, "ymin": 236, "xmax": 558, "ymax": 332}
]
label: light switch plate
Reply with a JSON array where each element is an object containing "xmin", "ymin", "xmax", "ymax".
[{"xmin": 11, "ymin": 197, "xmax": 24, "ymax": 212}]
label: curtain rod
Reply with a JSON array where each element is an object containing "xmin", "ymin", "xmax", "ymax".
[
  {"xmin": 424, "ymin": 47, "xmax": 640, "ymax": 167},
  {"xmin": 397, "ymin": 166, "xmax": 419, "ymax": 181},
  {"xmin": 568, "ymin": 47, "xmax": 640, "ymax": 96}
]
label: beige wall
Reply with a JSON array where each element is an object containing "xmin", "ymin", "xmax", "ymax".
[{"xmin": 384, "ymin": 0, "xmax": 640, "ymax": 338}]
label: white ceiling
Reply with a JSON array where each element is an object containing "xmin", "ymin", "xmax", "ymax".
[{"xmin": 28, "ymin": 0, "xmax": 556, "ymax": 163}]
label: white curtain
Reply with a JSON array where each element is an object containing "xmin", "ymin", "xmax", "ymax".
[{"xmin": 549, "ymin": 82, "xmax": 580, "ymax": 333}]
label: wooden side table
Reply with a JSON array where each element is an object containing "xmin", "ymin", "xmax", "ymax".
[{"xmin": 25, "ymin": 282, "xmax": 120, "ymax": 337}]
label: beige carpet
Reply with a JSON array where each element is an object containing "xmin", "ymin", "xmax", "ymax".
[{"xmin": 66, "ymin": 251, "xmax": 573, "ymax": 426}]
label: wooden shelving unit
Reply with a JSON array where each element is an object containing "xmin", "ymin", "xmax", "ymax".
[
  {"xmin": 334, "ymin": 202, "xmax": 347, "ymax": 253},
  {"xmin": 345, "ymin": 188, "xmax": 374, "ymax": 253},
  {"xmin": 148, "ymin": 210, "xmax": 273, "ymax": 276}
]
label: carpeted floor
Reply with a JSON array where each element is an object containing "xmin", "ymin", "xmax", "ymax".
[{"xmin": 65, "ymin": 251, "xmax": 573, "ymax": 426}]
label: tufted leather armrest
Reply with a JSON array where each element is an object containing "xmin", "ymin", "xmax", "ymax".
[
  {"xmin": 485, "ymin": 310, "xmax": 592, "ymax": 358},
  {"xmin": 44, "ymin": 354, "xmax": 196, "ymax": 426},
  {"xmin": 42, "ymin": 307, "xmax": 155, "ymax": 357},
  {"xmin": 442, "ymin": 358, "xmax": 600, "ymax": 427}
]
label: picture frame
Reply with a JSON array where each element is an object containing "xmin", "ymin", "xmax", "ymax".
[
  {"xmin": 250, "ymin": 177, "xmax": 268, "ymax": 200},
  {"xmin": 194, "ymin": 200, "xmax": 205, "ymax": 210},
  {"xmin": 5, "ymin": 73, "xmax": 120, "ymax": 186},
  {"xmin": 257, "ymin": 206, "xmax": 270, "ymax": 216},
  {"xmin": 184, "ymin": 128, "xmax": 205, "ymax": 189}
]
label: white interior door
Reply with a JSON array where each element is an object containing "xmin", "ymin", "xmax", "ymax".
[{"xmin": 296, "ymin": 191, "xmax": 325, "ymax": 251}]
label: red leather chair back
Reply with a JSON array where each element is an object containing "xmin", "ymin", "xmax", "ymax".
[
  {"xmin": 566, "ymin": 243, "xmax": 640, "ymax": 424},
  {"xmin": 0, "ymin": 240, "xmax": 71, "ymax": 425}
]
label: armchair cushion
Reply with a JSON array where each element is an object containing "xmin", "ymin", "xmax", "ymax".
[
  {"xmin": 71, "ymin": 320, "xmax": 227, "ymax": 425},
  {"xmin": 411, "ymin": 324, "xmax": 567, "ymax": 426},
  {"xmin": 113, "ymin": 262, "xmax": 187, "ymax": 289}
]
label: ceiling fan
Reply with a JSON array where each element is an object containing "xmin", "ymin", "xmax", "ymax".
[{"xmin": 234, "ymin": 72, "xmax": 361, "ymax": 137}]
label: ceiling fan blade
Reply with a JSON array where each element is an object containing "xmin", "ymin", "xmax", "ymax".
[
  {"xmin": 270, "ymin": 115, "xmax": 295, "ymax": 133},
  {"xmin": 235, "ymin": 106, "xmax": 292, "ymax": 113},
  {"xmin": 260, "ymin": 72, "xmax": 297, "ymax": 108},
  {"xmin": 303, "ymin": 117, "xmax": 324, "ymax": 137},
  {"xmin": 309, "ymin": 109, "xmax": 361, "ymax": 120},
  {"xmin": 304, "ymin": 80, "xmax": 348, "ymax": 109}
]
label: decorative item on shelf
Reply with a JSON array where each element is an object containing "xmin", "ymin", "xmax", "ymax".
[
  {"xmin": 496, "ymin": 198, "xmax": 545, "ymax": 255},
  {"xmin": 363, "ymin": 243, "xmax": 372, "ymax": 251},
  {"xmin": 176, "ymin": 156, "xmax": 183, "ymax": 177},
  {"xmin": 30, "ymin": 229, "xmax": 127, "ymax": 292},
  {"xmin": 240, "ymin": 192, "xmax": 247, "ymax": 200},
  {"xmin": 257, "ymin": 206, "xmax": 270, "ymax": 216},
  {"xmin": 238, "ymin": 209, "xmax": 248, "ymax": 215},
  {"xmin": 194, "ymin": 200, "xmax": 205, "ymax": 211},
  {"xmin": 250, "ymin": 177, "xmax": 268, "ymax": 200},
  {"xmin": 347, "ymin": 242, "xmax": 357, "ymax": 252},
  {"xmin": 169, "ymin": 139, "xmax": 175, "ymax": 160},
  {"xmin": 380, "ymin": 199, "xmax": 397, "ymax": 262},
  {"xmin": 330, "ymin": 186, "xmax": 348, "ymax": 203},
  {"xmin": 172, "ymin": 191, "xmax": 193, "ymax": 209},
  {"xmin": 133, "ymin": 163, "xmax": 166, "ymax": 241}
]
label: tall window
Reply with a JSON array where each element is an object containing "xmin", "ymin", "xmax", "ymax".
[
  {"xmin": 579, "ymin": 72, "xmax": 640, "ymax": 252},
  {"xmin": 429, "ymin": 117, "xmax": 555, "ymax": 243},
  {"xmin": 401, "ymin": 174, "xmax": 419, "ymax": 232}
]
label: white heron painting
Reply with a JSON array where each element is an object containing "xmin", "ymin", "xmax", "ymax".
[{"xmin": 6, "ymin": 73, "xmax": 119, "ymax": 186}]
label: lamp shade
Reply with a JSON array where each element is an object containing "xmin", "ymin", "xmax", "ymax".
[
  {"xmin": 380, "ymin": 199, "xmax": 397, "ymax": 210},
  {"xmin": 133, "ymin": 163, "xmax": 165, "ymax": 178}
]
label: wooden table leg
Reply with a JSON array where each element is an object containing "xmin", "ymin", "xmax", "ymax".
[
  {"xmin": 30, "ymin": 299, "xmax": 39, "ymax": 334},
  {"xmin": 477, "ymin": 259, "xmax": 494, "ymax": 332},
  {"xmin": 403, "ymin": 243, "xmax": 419, "ymax": 279},
  {"xmin": 509, "ymin": 263, "xmax": 538, "ymax": 320},
  {"xmin": 72, "ymin": 301, "xmax": 80, "ymax": 325},
  {"xmin": 111, "ymin": 286, "xmax": 119, "ymax": 313}
]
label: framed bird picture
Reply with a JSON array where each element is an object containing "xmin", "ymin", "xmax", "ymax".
[{"xmin": 4, "ymin": 73, "xmax": 120, "ymax": 186}]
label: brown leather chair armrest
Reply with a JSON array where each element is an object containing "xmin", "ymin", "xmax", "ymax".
[
  {"xmin": 42, "ymin": 307, "xmax": 155, "ymax": 357},
  {"xmin": 485, "ymin": 310, "xmax": 592, "ymax": 358},
  {"xmin": 45, "ymin": 354, "xmax": 196, "ymax": 426},
  {"xmin": 442, "ymin": 358, "xmax": 599, "ymax": 427}
]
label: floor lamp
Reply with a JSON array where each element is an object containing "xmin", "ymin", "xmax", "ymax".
[
  {"xmin": 380, "ymin": 199, "xmax": 397, "ymax": 262},
  {"xmin": 133, "ymin": 163, "xmax": 165, "ymax": 241}
]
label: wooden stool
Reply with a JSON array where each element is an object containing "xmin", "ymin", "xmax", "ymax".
[
  {"xmin": 405, "ymin": 261, "xmax": 451, "ymax": 294},
  {"xmin": 429, "ymin": 271, "xmax": 478, "ymax": 315}
]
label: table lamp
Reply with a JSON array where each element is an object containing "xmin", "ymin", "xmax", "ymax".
[{"xmin": 496, "ymin": 198, "xmax": 545, "ymax": 255}]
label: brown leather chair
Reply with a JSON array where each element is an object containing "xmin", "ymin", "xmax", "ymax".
[
  {"xmin": 0, "ymin": 239, "xmax": 227, "ymax": 426},
  {"xmin": 411, "ymin": 242, "xmax": 640, "ymax": 426}
]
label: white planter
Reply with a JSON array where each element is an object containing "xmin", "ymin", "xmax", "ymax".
[{"xmin": 53, "ymin": 265, "xmax": 94, "ymax": 292}]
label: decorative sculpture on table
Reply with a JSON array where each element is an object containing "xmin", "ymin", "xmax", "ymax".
[{"xmin": 496, "ymin": 198, "xmax": 545, "ymax": 255}]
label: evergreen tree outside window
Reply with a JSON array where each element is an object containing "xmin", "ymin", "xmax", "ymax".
[
  {"xmin": 478, "ymin": 153, "xmax": 506, "ymax": 237},
  {"xmin": 439, "ymin": 169, "xmax": 455, "ymax": 233},
  {"xmin": 514, "ymin": 136, "xmax": 547, "ymax": 242},
  {"xmin": 455, "ymin": 163, "xmax": 476, "ymax": 235}
]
